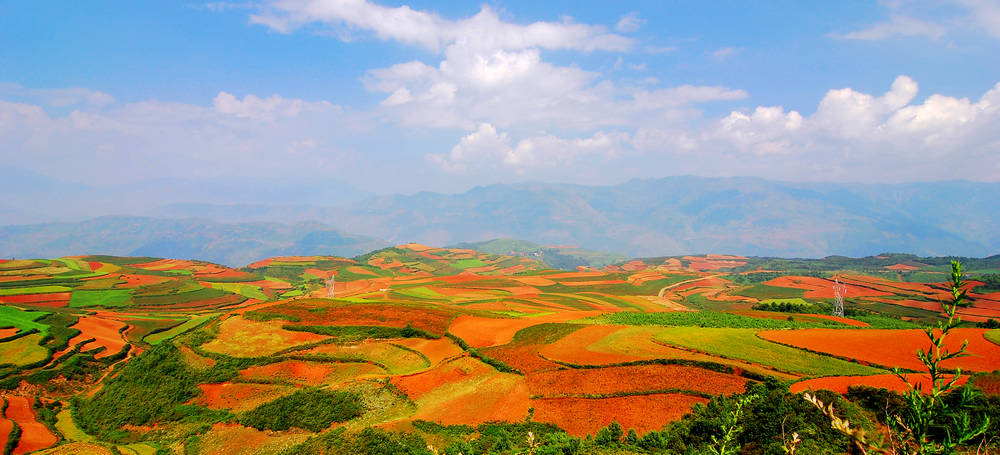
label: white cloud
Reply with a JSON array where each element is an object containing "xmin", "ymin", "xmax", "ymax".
[
  {"xmin": 251, "ymin": 1, "xmax": 632, "ymax": 53},
  {"xmin": 831, "ymin": 14, "xmax": 946, "ymax": 40},
  {"xmin": 427, "ymin": 123, "xmax": 628, "ymax": 173},
  {"xmin": 615, "ymin": 12, "xmax": 644, "ymax": 33},
  {"xmin": 953, "ymin": 0, "xmax": 1000, "ymax": 38},
  {"xmin": 0, "ymin": 83, "xmax": 115, "ymax": 109},
  {"xmin": 710, "ymin": 47, "xmax": 737, "ymax": 59},
  {"xmin": 213, "ymin": 91, "xmax": 338, "ymax": 121}
]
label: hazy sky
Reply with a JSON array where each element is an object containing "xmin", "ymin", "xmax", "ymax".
[{"xmin": 2, "ymin": 0, "xmax": 999, "ymax": 195}]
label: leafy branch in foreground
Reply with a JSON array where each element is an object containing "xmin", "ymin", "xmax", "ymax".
[{"xmin": 805, "ymin": 260, "xmax": 990, "ymax": 455}]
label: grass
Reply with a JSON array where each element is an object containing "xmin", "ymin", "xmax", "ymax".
[
  {"xmin": 652, "ymin": 327, "xmax": 884, "ymax": 377},
  {"xmin": 0, "ymin": 306, "xmax": 50, "ymax": 334},
  {"xmin": 602, "ymin": 311, "xmax": 843, "ymax": 329},
  {"xmin": 852, "ymin": 315, "xmax": 922, "ymax": 329},
  {"xmin": 0, "ymin": 285, "xmax": 72, "ymax": 295},
  {"xmin": 145, "ymin": 314, "xmax": 215, "ymax": 345},
  {"xmin": 69, "ymin": 289, "xmax": 132, "ymax": 308},
  {"xmin": 0, "ymin": 332, "xmax": 50, "ymax": 366},
  {"xmin": 392, "ymin": 286, "xmax": 444, "ymax": 299}
]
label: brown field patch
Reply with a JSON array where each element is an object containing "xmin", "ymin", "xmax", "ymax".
[
  {"xmin": 260, "ymin": 300, "xmax": 453, "ymax": 336},
  {"xmin": 527, "ymin": 364, "xmax": 747, "ymax": 397},
  {"xmin": 391, "ymin": 337, "xmax": 464, "ymax": 366},
  {"xmin": 5, "ymin": 395, "xmax": 58, "ymax": 454},
  {"xmin": 63, "ymin": 316, "xmax": 126, "ymax": 359},
  {"xmin": 558, "ymin": 280, "xmax": 627, "ymax": 286},
  {"xmin": 538, "ymin": 325, "xmax": 641, "ymax": 365},
  {"xmin": 393, "ymin": 357, "xmax": 530, "ymax": 425},
  {"xmin": 195, "ymin": 422, "xmax": 310, "ymax": 455},
  {"xmin": 514, "ymin": 276, "xmax": 557, "ymax": 286},
  {"xmin": 759, "ymin": 328, "xmax": 1000, "ymax": 372},
  {"xmin": 790, "ymin": 373, "xmax": 968, "ymax": 395},
  {"xmin": 532, "ymin": 394, "xmax": 708, "ymax": 436},
  {"xmin": 201, "ymin": 316, "xmax": 329, "ymax": 357},
  {"xmin": 191, "ymin": 383, "xmax": 297, "ymax": 412},
  {"xmin": 449, "ymin": 312, "xmax": 602, "ymax": 348},
  {"xmin": 0, "ymin": 292, "xmax": 71, "ymax": 306},
  {"xmin": 239, "ymin": 360, "xmax": 383, "ymax": 386},
  {"xmin": 766, "ymin": 276, "xmax": 893, "ymax": 299}
]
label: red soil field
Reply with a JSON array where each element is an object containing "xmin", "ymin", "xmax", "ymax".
[
  {"xmin": 544, "ymin": 271, "xmax": 608, "ymax": 279},
  {"xmin": 538, "ymin": 325, "xmax": 641, "ymax": 365},
  {"xmin": 886, "ymin": 263, "xmax": 919, "ymax": 271},
  {"xmin": 0, "ymin": 327, "xmax": 19, "ymax": 338},
  {"xmin": 0, "ymin": 293, "xmax": 71, "ymax": 306},
  {"xmin": 765, "ymin": 276, "xmax": 894, "ymax": 299},
  {"xmin": 196, "ymin": 422, "xmax": 310, "ymax": 455},
  {"xmin": 620, "ymin": 260, "xmax": 650, "ymax": 272},
  {"xmin": 62, "ymin": 316, "xmax": 126, "ymax": 359},
  {"xmin": 269, "ymin": 301, "xmax": 454, "ymax": 336},
  {"xmin": 393, "ymin": 357, "xmax": 531, "ymax": 425},
  {"xmin": 191, "ymin": 383, "xmax": 295, "ymax": 412},
  {"xmin": 558, "ymin": 280, "xmax": 627, "ymax": 286},
  {"xmin": 5, "ymin": 395, "xmax": 58, "ymax": 454},
  {"xmin": 532, "ymin": 394, "xmax": 708, "ymax": 436},
  {"xmin": 0, "ymin": 401, "xmax": 10, "ymax": 451},
  {"xmin": 304, "ymin": 268, "xmax": 335, "ymax": 279},
  {"xmin": 527, "ymin": 364, "xmax": 748, "ymax": 397},
  {"xmin": 515, "ymin": 276, "xmax": 557, "ymax": 286},
  {"xmin": 114, "ymin": 274, "xmax": 169, "ymax": 288},
  {"xmin": 790, "ymin": 373, "xmax": 968, "ymax": 395},
  {"xmin": 449, "ymin": 312, "xmax": 602, "ymax": 348},
  {"xmin": 759, "ymin": 328, "xmax": 1000, "ymax": 371},
  {"xmin": 483, "ymin": 344, "xmax": 563, "ymax": 374},
  {"xmin": 672, "ymin": 276, "xmax": 728, "ymax": 292},
  {"xmin": 239, "ymin": 360, "xmax": 383, "ymax": 386},
  {"xmin": 0, "ymin": 275, "xmax": 50, "ymax": 283},
  {"xmin": 392, "ymin": 337, "xmax": 464, "ymax": 366}
]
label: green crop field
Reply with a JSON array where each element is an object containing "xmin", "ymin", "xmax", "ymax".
[
  {"xmin": 145, "ymin": 314, "xmax": 216, "ymax": 345},
  {"xmin": 603, "ymin": 311, "xmax": 844, "ymax": 329},
  {"xmin": 0, "ymin": 332, "xmax": 49, "ymax": 365},
  {"xmin": 0, "ymin": 285, "xmax": 72, "ymax": 295},
  {"xmin": 986, "ymin": 329, "xmax": 1000, "ymax": 346},
  {"xmin": 652, "ymin": 327, "xmax": 884, "ymax": 377},
  {"xmin": 0, "ymin": 305, "xmax": 51, "ymax": 333},
  {"xmin": 69, "ymin": 289, "xmax": 132, "ymax": 308}
]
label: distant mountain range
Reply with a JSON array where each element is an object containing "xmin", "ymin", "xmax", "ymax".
[
  {"xmin": 0, "ymin": 216, "xmax": 387, "ymax": 267},
  {"xmin": 2, "ymin": 176, "xmax": 998, "ymax": 262}
]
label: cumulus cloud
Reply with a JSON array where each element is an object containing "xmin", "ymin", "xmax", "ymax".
[
  {"xmin": 213, "ymin": 91, "xmax": 338, "ymax": 120},
  {"xmin": 427, "ymin": 123, "xmax": 628, "ymax": 173}
]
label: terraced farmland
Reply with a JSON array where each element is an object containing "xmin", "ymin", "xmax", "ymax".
[{"xmin": 1, "ymin": 248, "xmax": 998, "ymax": 454}]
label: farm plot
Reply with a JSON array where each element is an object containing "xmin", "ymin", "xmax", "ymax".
[
  {"xmin": 4, "ymin": 395, "xmax": 58, "ymax": 454},
  {"xmin": 0, "ymin": 333, "xmax": 49, "ymax": 366},
  {"xmin": 190, "ymin": 383, "xmax": 297, "ymax": 413},
  {"xmin": 392, "ymin": 356, "xmax": 529, "ymax": 425},
  {"xmin": 0, "ymin": 306, "xmax": 49, "ymax": 334},
  {"xmin": 62, "ymin": 316, "xmax": 126, "ymax": 358},
  {"xmin": 532, "ymin": 394, "xmax": 709, "ymax": 436},
  {"xmin": 526, "ymin": 364, "xmax": 748, "ymax": 397},
  {"xmin": 189, "ymin": 422, "xmax": 310, "ymax": 455},
  {"xmin": 249, "ymin": 299, "xmax": 454, "ymax": 336},
  {"xmin": 299, "ymin": 340, "xmax": 428, "ymax": 374},
  {"xmin": 449, "ymin": 311, "xmax": 602, "ymax": 348},
  {"xmin": 790, "ymin": 373, "xmax": 968, "ymax": 395},
  {"xmin": 758, "ymin": 328, "xmax": 1000, "ymax": 372},
  {"xmin": 201, "ymin": 316, "xmax": 329, "ymax": 357},
  {"xmin": 239, "ymin": 360, "xmax": 384, "ymax": 386},
  {"xmin": 653, "ymin": 328, "xmax": 884, "ymax": 377}
]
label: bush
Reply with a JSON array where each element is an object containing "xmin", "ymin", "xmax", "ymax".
[{"xmin": 240, "ymin": 388, "xmax": 363, "ymax": 432}]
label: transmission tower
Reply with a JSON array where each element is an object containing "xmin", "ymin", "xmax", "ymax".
[
  {"xmin": 326, "ymin": 274, "xmax": 336, "ymax": 298},
  {"xmin": 832, "ymin": 278, "xmax": 847, "ymax": 317}
]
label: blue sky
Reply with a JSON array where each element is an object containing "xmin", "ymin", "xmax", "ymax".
[{"xmin": 2, "ymin": 0, "xmax": 999, "ymax": 197}]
